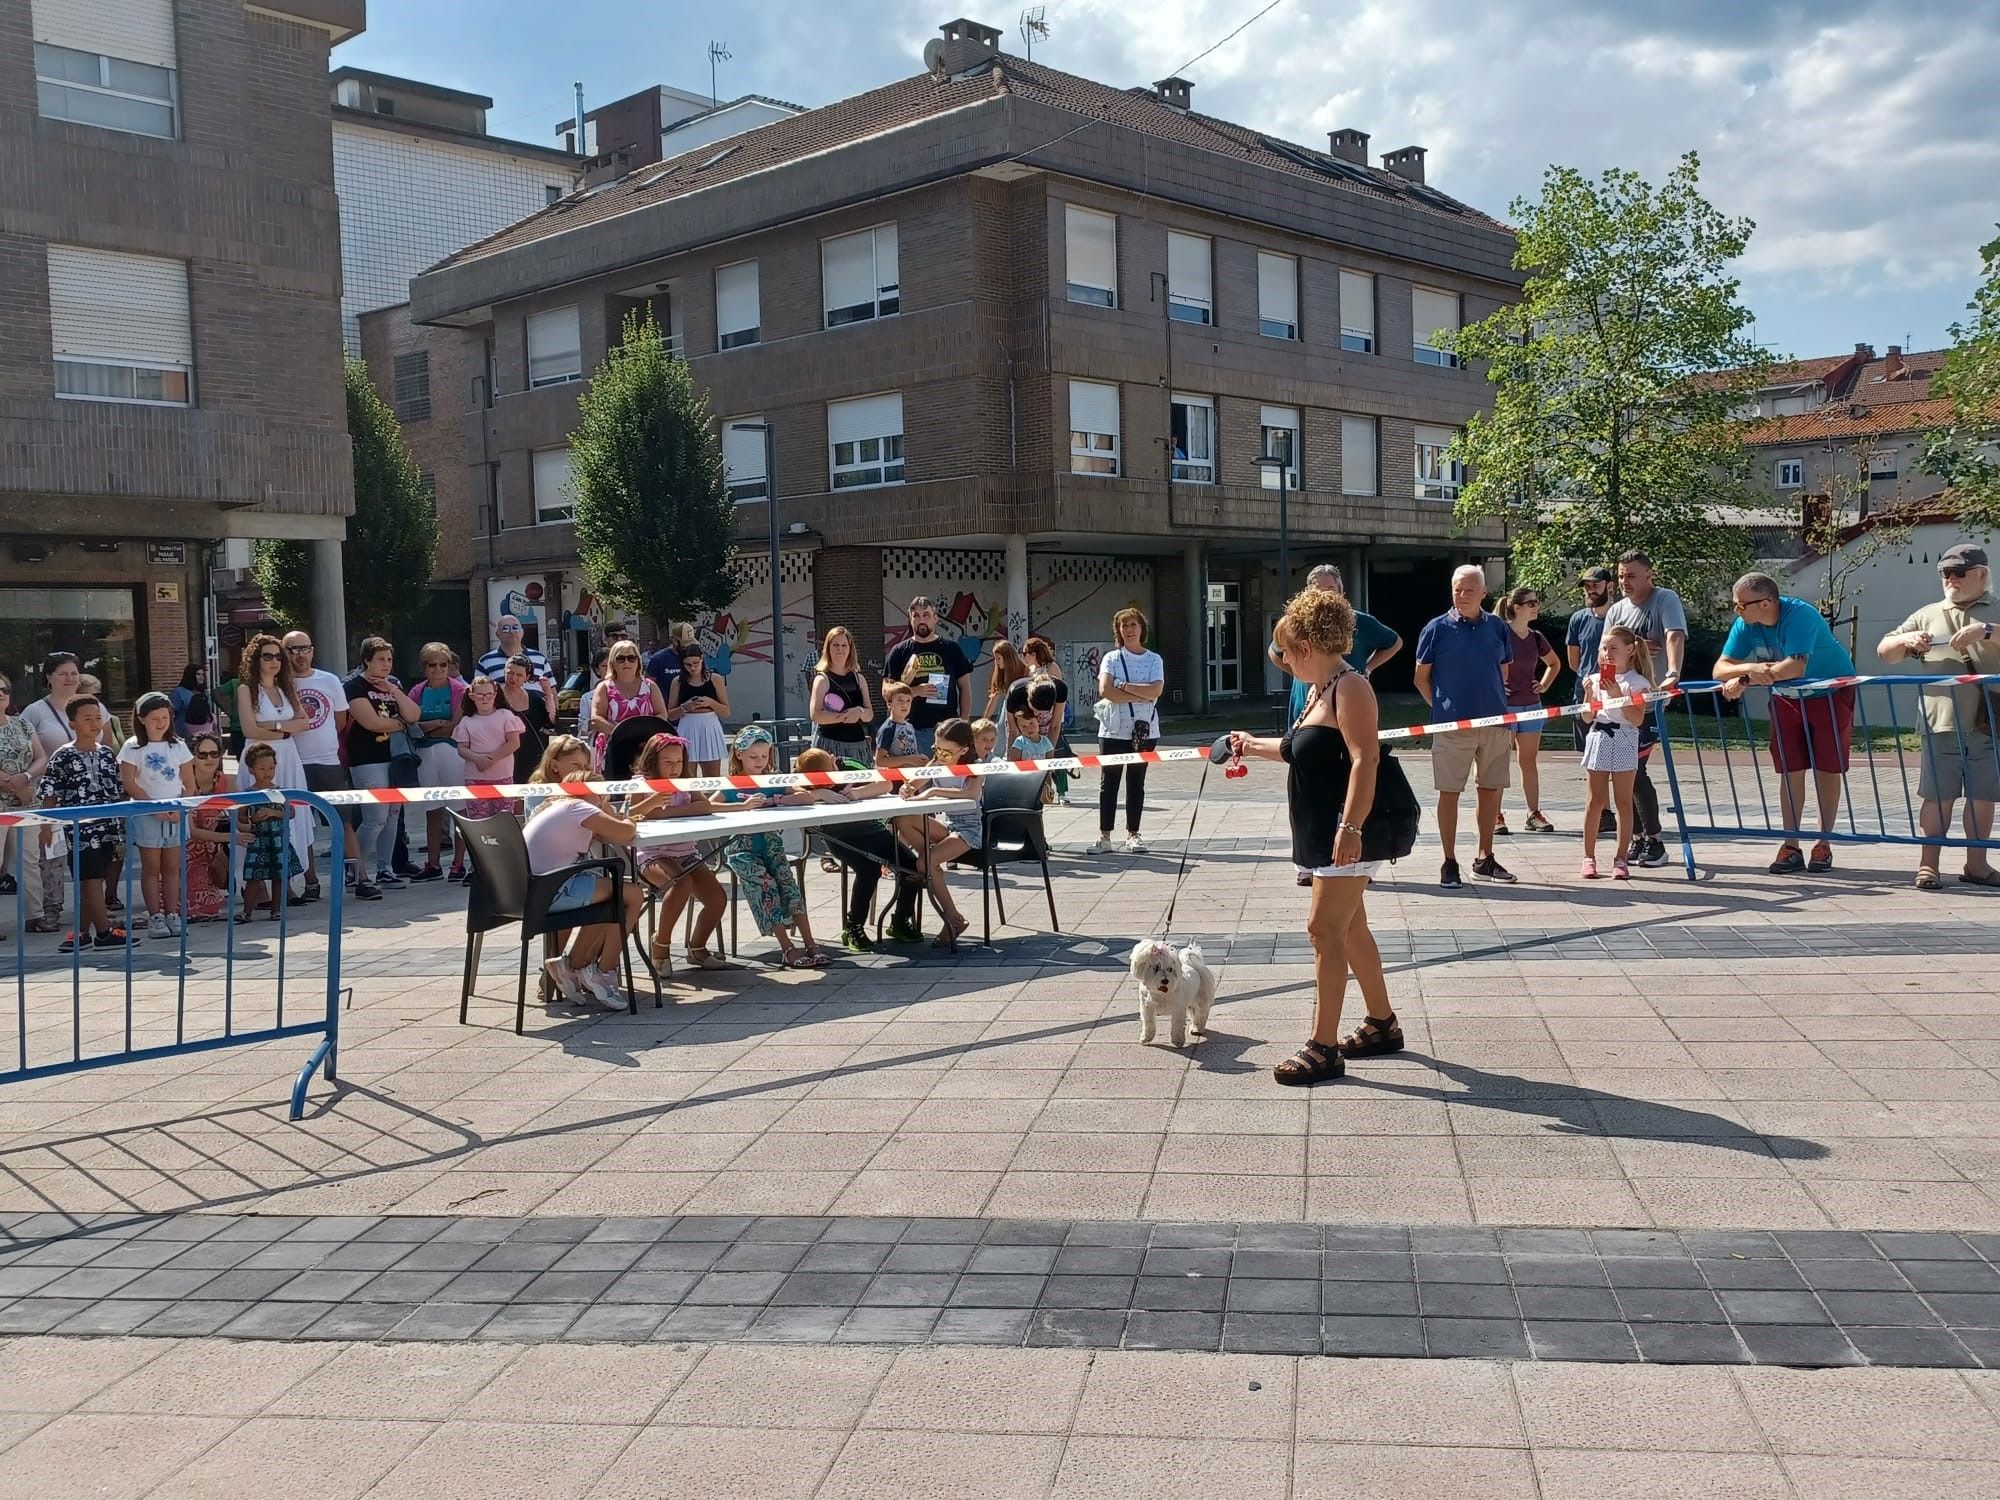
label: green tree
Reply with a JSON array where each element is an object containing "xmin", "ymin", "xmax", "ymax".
[
  {"xmin": 1446, "ymin": 152, "xmax": 1773, "ymax": 611},
  {"xmin": 1922, "ymin": 228, "xmax": 2000, "ymax": 531},
  {"xmin": 253, "ymin": 358, "xmax": 437, "ymax": 643},
  {"xmin": 571, "ymin": 309, "xmax": 737, "ymax": 625}
]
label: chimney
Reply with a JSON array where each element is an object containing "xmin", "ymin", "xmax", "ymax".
[
  {"xmin": 1854, "ymin": 342, "xmax": 1873, "ymax": 360},
  {"xmin": 1381, "ymin": 145, "xmax": 1427, "ymax": 184},
  {"xmin": 1153, "ymin": 76, "xmax": 1192, "ymax": 111},
  {"xmin": 1884, "ymin": 345, "xmax": 1905, "ymax": 380},
  {"xmin": 931, "ymin": 17, "xmax": 1001, "ymax": 73},
  {"xmin": 1327, "ymin": 128, "xmax": 1369, "ymax": 165},
  {"xmin": 580, "ymin": 148, "xmax": 632, "ymax": 189}
]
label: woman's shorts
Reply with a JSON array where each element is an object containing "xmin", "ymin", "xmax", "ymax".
[
  {"xmin": 417, "ymin": 741, "xmax": 461, "ymax": 788},
  {"xmin": 1308, "ymin": 860, "xmax": 1385, "ymax": 880},
  {"xmin": 128, "ymin": 814, "xmax": 184, "ymax": 851},
  {"xmin": 546, "ymin": 870, "xmax": 601, "ymax": 914}
]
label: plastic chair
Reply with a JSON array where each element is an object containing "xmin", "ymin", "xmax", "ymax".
[
  {"xmin": 603, "ymin": 715, "xmax": 671, "ymax": 780},
  {"xmin": 957, "ymin": 773, "xmax": 1058, "ymax": 945},
  {"xmin": 451, "ymin": 809, "xmax": 659, "ymax": 1034}
]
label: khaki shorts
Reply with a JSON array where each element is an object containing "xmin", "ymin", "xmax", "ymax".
[
  {"xmin": 1430, "ymin": 725, "xmax": 1513, "ymax": 794},
  {"xmin": 1917, "ymin": 732, "xmax": 2000, "ymax": 804}
]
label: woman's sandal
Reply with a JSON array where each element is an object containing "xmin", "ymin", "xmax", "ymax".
[
  {"xmin": 687, "ymin": 946, "xmax": 732, "ymax": 970},
  {"xmin": 780, "ymin": 948, "xmax": 818, "ymax": 970},
  {"xmin": 1339, "ymin": 1013, "xmax": 1404, "ymax": 1058},
  {"xmin": 1273, "ymin": 1039, "xmax": 1345, "ymax": 1086},
  {"xmin": 647, "ymin": 941, "xmax": 674, "ymax": 980},
  {"xmin": 931, "ymin": 915, "xmax": 969, "ymax": 950}
]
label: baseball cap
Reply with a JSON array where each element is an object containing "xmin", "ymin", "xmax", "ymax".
[
  {"xmin": 1579, "ymin": 566, "xmax": 1615, "ymax": 583},
  {"xmin": 1939, "ymin": 543, "xmax": 1988, "ymax": 570}
]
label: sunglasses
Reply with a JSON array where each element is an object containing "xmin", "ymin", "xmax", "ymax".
[
  {"xmin": 287, "ymin": 644, "xmax": 312, "ymax": 653},
  {"xmin": 257, "ymin": 651, "xmax": 281, "ymax": 661},
  {"xmin": 1941, "ymin": 567, "xmax": 1970, "ymax": 580},
  {"xmin": 194, "ymin": 750, "xmax": 223, "ymax": 760}
]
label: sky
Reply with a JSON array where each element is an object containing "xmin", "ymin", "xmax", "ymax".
[{"xmin": 337, "ymin": 0, "xmax": 2000, "ymax": 361}]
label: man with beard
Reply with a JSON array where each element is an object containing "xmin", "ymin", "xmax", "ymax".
[{"xmin": 881, "ymin": 596, "xmax": 972, "ymax": 753}]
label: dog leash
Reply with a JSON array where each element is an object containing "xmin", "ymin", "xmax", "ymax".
[{"xmin": 1158, "ymin": 735, "xmax": 1237, "ymax": 939}]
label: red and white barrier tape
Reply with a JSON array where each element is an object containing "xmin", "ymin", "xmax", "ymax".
[{"xmin": 1376, "ymin": 686, "xmax": 1695, "ymax": 741}]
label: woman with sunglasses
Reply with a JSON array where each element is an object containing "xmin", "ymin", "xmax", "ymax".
[
  {"xmin": 1497, "ymin": 587, "xmax": 1562, "ymax": 835},
  {"xmin": 234, "ymin": 633, "xmax": 313, "ymax": 885},
  {"xmin": 180, "ymin": 732, "xmax": 243, "ymax": 922},
  {"xmin": 0, "ymin": 671, "xmax": 51, "ymax": 929},
  {"xmin": 409, "ymin": 643, "xmax": 469, "ymax": 881},
  {"xmin": 588, "ymin": 640, "xmax": 667, "ymax": 771},
  {"xmin": 17, "ymin": 653, "xmax": 82, "ymax": 932}
]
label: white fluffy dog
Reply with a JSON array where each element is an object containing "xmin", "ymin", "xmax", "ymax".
[{"xmin": 1129, "ymin": 939, "xmax": 1218, "ymax": 1048}]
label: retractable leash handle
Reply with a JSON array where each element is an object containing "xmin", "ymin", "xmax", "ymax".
[{"xmin": 1214, "ymin": 732, "xmax": 1250, "ymax": 779}]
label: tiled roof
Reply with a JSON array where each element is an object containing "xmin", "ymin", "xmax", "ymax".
[
  {"xmin": 435, "ymin": 50, "xmax": 1507, "ymax": 271},
  {"xmin": 1757, "ymin": 353, "xmax": 1857, "ymax": 388},
  {"xmin": 1745, "ymin": 396, "xmax": 1957, "ymax": 444},
  {"xmin": 1844, "ymin": 348, "xmax": 1947, "ymax": 404}
]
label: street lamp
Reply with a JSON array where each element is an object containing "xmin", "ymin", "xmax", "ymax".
[
  {"xmin": 728, "ymin": 420, "xmax": 785, "ymax": 761},
  {"xmin": 1256, "ymin": 434, "xmax": 1293, "ymax": 606}
]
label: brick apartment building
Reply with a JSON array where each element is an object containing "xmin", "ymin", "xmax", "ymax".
[
  {"xmin": 405, "ymin": 17, "xmax": 1519, "ymax": 718},
  {"xmin": 0, "ymin": 0, "xmax": 362, "ymax": 707}
]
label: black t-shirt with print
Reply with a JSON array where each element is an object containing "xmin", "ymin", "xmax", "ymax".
[
  {"xmin": 883, "ymin": 634, "xmax": 971, "ymax": 730},
  {"xmin": 43, "ymin": 743, "xmax": 124, "ymax": 849},
  {"xmin": 343, "ymin": 673, "xmax": 402, "ymax": 767}
]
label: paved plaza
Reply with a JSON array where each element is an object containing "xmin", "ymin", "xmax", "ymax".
[{"xmin": 4, "ymin": 754, "xmax": 2000, "ymax": 1494}]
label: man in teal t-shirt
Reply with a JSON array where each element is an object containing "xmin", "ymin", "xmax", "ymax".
[{"xmin": 1277, "ymin": 564, "xmax": 1403, "ymax": 720}]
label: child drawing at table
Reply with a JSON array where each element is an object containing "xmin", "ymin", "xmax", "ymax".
[
  {"xmin": 893, "ymin": 716, "xmax": 980, "ymax": 946},
  {"xmin": 625, "ymin": 732, "xmax": 729, "ymax": 975},
  {"xmin": 713, "ymin": 725, "xmax": 825, "ymax": 968},
  {"xmin": 1578, "ymin": 625, "xmax": 1655, "ymax": 882},
  {"xmin": 238, "ymin": 743, "xmax": 299, "ymax": 920}
]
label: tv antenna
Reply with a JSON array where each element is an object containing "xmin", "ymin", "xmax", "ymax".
[
  {"xmin": 1019, "ymin": 7, "xmax": 1049, "ymax": 60},
  {"xmin": 707, "ymin": 40, "xmax": 732, "ymax": 107}
]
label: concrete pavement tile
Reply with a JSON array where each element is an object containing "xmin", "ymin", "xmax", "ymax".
[
  {"xmin": 463, "ymin": 1343, "xmax": 701, "ymax": 1424},
  {"xmin": 1050, "ymin": 1435, "xmax": 1291, "ymax": 1498},
  {"xmin": 267, "ymin": 1342, "xmax": 522, "ymax": 1419},
  {"xmin": 0, "ymin": 1412, "xmax": 238, "ymax": 1500},
  {"xmin": 360, "ymin": 1419, "xmax": 634, "ymax": 1500},
  {"xmin": 1513, "ymin": 1361, "xmax": 1767, "ymax": 1450},
  {"xmin": 0, "ymin": 1335, "xmax": 166, "ymax": 1412},
  {"xmin": 814, "ymin": 1431, "xmax": 1064, "ymax": 1499},
  {"xmin": 146, "ymin": 1415, "xmax": 430, "ymax": 1500},
  {"xmin": 1534, "ymin": 1449, "xmax": 1792, "ymax": 1500},
  {"xmin": 1734, "ymin": 1366, "xmax": 2000, "ymax": 1457},
  {"xmin": 860, "ymin": 1346, "xmax": 1091, "ymax": 1434},
  {"xmin": 1298, "ymin": 1357, "xmax": 1522, "ymax": 1447},
  {"xmin": 80, "ymin": 1337, "xmax": 335, "ymax": 1416},
  {"xmin": 585, "ymin": 1425, "xmax": 841, "ymax": 1499},
  {"xmin": 658, "ymin": 1345, "xmax": 893, "ymax": 1429},
  {"xmin": 1069, "ymin": 1350, "xmax": 1294, "ymax": 1439},
  {"xmin": 1293, "ymin": 1442, "xmax": 1538, "ymax": 1500},
  {"xmin": 1779, "ymin": 1456, "xmax": 2000, "ymax": 1499}
]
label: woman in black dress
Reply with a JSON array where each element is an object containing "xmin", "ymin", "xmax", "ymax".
[
  {"xmin": 1228, "ymin": 588, "xmax": 1401, "ymax": 1086},
  {"xmin": 809, "ymin": 625, "xmax": 874, "ymax": 760},
  {"xmin": 499, "ymin": 654, "xmax": 553, "ymax": 784}
]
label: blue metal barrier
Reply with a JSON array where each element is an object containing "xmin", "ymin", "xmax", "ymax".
[
  {"xmin": 1, "ymin": 789, "xmax": 344, "ymax": 1118},
  {"xmin": 1656, "ymin": 675, "xmax": 2000, "ymax": 881}
]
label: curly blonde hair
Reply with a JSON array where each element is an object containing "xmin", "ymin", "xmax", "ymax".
[{"xmin": 1277, "ymin": 587, "xmax": 1356, "ymax": 660}]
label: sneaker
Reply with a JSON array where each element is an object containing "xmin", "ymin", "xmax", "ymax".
[
  {"xmin": 885, "ymin": 918, "xmax": 923, "ymax": 945},
  {"xmin": 1124, "ymin": 836, "xmax": 1148, "ymax": 854},
  {"xmin": 149, "ymin": 912, "xmax": 170, "ymax": 940},
  {"xmin": 1471, "ymin": 854, "xmax": 1518, "ymax": 884},
  {"xmin": 578, "ymin": 964, "xmax": 626, "ymax": 1011},
  {"xmin": 354, "ymin": 881, "xmax": 382, "ymax": 902},
  {"xmin": 0, "ymin": 873, "xmax": 15, "ymax": 895},
  {"xmin": 1612, "ymin": 858, "xmax": 1631, "ymax": 881},
  {"xmin": 1087, "ymin": 837, "xmax": 1114, "ymax": 854},
  {"xmin": 1579, "ymin": 857, "xmax": 1600, "ymax": 880},
  {"xmin": 458, "ymin": 867, "xmax": 477, "ymax": 886},
  {"xmin": 841, "ymin": 924, "xmax": 875, "ymax": 952},
  {"xmin": 1767, "ymin": 845, "xmax": 1805, "ymax": 875},
  {"xmin": 1493, "ymin": 819, "xmax": 1512, "ymax": 837},
  {"xmin": 542, "ymin": 955, "xmax": 586, "ymax": 1003},
  {"xmin": 1806, "ymin": 841, "xmax": 1833, "ymax": 874},
  {"xmin": 375, "ymin": 868, "xmax": 405, "ymax": 889},
  {"xmin": 165, "ymin": 913, "xmax": 184, "ymax": 937},
  {"xmin": 1439, "ymin": 859, "xmax": 1463, "ymax": 889},
  {"xmin": 94, "ymin": 926, "xmax": 131, "ymax": 948},
  {"xmin": 410, "ymin": 864, "xmax": 444, "ymax": 884},
  {"xmin": 105, "ymin": 891, "xmax": 123, "ymax": 912},
  {"xmin": 58, "ymin": 930, "xmax": 86, "ymax": 954},
  {"xmin": 1525, "ymin": 812, "xmax": 1556, "ymax": 833},
  {"xmin": 1638, "ymin": 837, "xmax": 1669, "ymax": 868},
  {"xmin": 1056, "ymin": 795, "xmax": 1074, "ymax": 807},
  {"xmin": 448, "ymin": 862, "xmax": 466, "ymax": 882}
]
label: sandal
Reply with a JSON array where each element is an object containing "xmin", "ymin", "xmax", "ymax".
[
  {"xmin": 931, "ymin": 915, "xmax": 969, "ymax": 950},
  {"xmin": 1914, "ymin": 869, "xmax": 1943, "ymax": 891},
  {"xmin": 688, "ymin": 945, "xmax": 732, "ymax": 970},
  {"xmin": 647, "ymin": 940, "xmax": 674, "ymax": 980},
  {"xmin": 1339, "ymin": 1013, "xmax": 1403, "ymax": 1058},
  {"xmin": 1958, "ymin": 869, "xmax": 2000, "ymax": 888},
  {"xmin": 1273, "ymin": 1039, "xmax": 1345, "ymax": 1087},
  {"xmin": 780, "ymin": 948, "xmax": 817, "ymax": 970}
]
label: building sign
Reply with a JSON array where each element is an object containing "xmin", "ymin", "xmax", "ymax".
[
  {"xmin": 153, "ymin": 582, "xmax": 181, "ymax": 603},
  {"xmin": 147, "ymin": 542, "xmax": 186, "ymax": 566}
]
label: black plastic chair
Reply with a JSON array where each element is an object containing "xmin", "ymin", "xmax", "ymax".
[
  {"xmin": 817, "ymin": 821, "xmax": 929, "ymax": 940},
  {"xmin": 451, "ymin": 809, "xmax": 658, "ymax": 1034},
  {"xmin": 956, "ymin": 773, "xmax": 1058, "ymax": 945},
  {"xmin": 603, "ymin": 715, "xmax": 672, "ymax": 779}
]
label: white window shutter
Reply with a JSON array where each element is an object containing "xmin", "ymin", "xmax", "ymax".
[
  {"xmin": 525, "ymin": 306, "xmax": 580, "ymax": 380},
  {"xmin": 1257, "ymin": 253, "xmax": 1297, "ymax": 326},
  {"xmin": 533, "ymin": 447, "xmax": 574, "ymax": 517},
  {"xmin": 1069, "ymin": 380, "xmax": 1119, "ymax": 437},
  {"xmin": 1414, "ymin": 422, "xmax": 1457, "ymax": 450},
  {"xmin": 46, "ymin": 244, "xmax": 191, "ymax": 365},
  {"xmin": 1340, "ymin": 270, "xmax": 1375, "ymax": 336},
  {"xmin": 1413, "ymin": 287, "xmax": 1460, "ymax": 349},
  {"xmin": 1167, "ymin": 232, "xmax": 1211, "ymax": 305},
  {"xmin": 1065, "ymin": 207, "xmax": 1116, "ymax": 293},
  {"xmin": 723, "ymin": 420, "xmax": 766, "ymax": 487},
  {"xmin": 1341, "ymin": 416, "xmax": 1378, "ymax": 495},
  {"xmin": 822, "ymin": 231, "xmax": 874, "ymax": 315},
  {"xmin": 33, "ymin": 0, "xmax": 176, "ymax": 68},
  {"xmin": 716, "ymin": 260, "xmax": 759, "ymax": 340},
  {"xmin": 875, "ymin": 224, "xmax": 898, "ymax": 291},
  {"xmin": 827, "ymin": 392, "xmax": 902, "ymax": 447}
]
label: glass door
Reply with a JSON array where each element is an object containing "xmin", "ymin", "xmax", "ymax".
[{"xmin": 1205, "ymin": 582, "xmax": 1241, "ymax": 698}]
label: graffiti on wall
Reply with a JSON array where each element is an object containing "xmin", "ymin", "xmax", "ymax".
[{"xmin": 697, "ymin": 553, "xmax": 816, "ymax": 724}]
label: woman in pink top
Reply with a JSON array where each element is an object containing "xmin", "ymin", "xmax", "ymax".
[{"xmin": 588, "ymin": 641, "xmax": 666, "ymax": 769}]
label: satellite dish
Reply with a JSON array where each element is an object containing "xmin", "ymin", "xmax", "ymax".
[{"xmin": 923, "ymin": 38, "xmax": 949, "ymax": 79}]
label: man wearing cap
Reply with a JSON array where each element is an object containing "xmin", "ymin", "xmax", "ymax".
[
  {"xmin": 1715, "ymin": 573, "xmax": 1857, "ymax": 874},
  {"xmin": 1878, "ymin": 543, "xmax": 2000, "ymax": 890}
]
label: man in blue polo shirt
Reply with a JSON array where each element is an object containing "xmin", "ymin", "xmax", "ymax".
[
  {"xmin": 1414, "ymin": 564, "xmax": 1516, "ymax": 888},
  {"xmin": 1715, "ymin": 571, "xmax": 1858, "ymax": 875}
]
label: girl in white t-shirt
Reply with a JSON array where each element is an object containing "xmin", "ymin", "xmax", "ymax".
[
  {"xmin": 1578, "ymin": 627, "xmax": 1655, "ymax": 882},
  {"xmin": 116, "ymin": 691, "xmax": 195, "ymax": 937},
  {"xmin": 1092, "ymin": 607, "xmax": 1165, "ymax": 853},
  {"xmin": 521, "ymin": 735, "xmax": 642, "ymax": 1010}
]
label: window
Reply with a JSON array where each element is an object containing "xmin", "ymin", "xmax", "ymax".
[
  {"xmin": 0, "ymin": 586, "xmax": 140, "ymax": 707},
  {"xmin": 723, "ymin": 419, "xmax": 768, "ymax": 503},
  {"xmin": 532, "ymin": 447, "xmax": 574, "ymax": 523},
  {"xmin": 822, "ymin": 225, "xmax": 899, "ymax": 327},
  {"xmin": 827, "ymin": 393, "xmax": 904, "ymax": 489},
  {"xmin": 1065, "ymin": 206, "xmax": 1117, "ymax": 307},
  {"xmin": 1341, "ymin": 416, "xmax": 1378, "ymax": 496},
  {"xmin": 1170, "ymin": 394, "xmax": 1216, "ymax": 483},
  {"xmin": 544, "ymin": 184, "xmax": 563, "ymax": 205},
  {"xmin": 1776, "ymin": 458, "xmax": 1804, "ymax": 489},
  {"xmin": 1413, "ymin": 286, "xmax": 1462, "ymax": 367},
  {"xmin": 1069, "ymin": 381, "xmax": 1120, "ymax": 476},
  {"xmin": 32, "ymin": 0, "xmax": 177, "ymax": 140},
  {"xmin": 716, "ymin": 260, "xmax": 760, "ymax": 350},
  {"xmin": 46, "ymin": 244, "xmax": 191, "ymax": 406},
  {"xmin": 1338, "ymin": 271, "xmax": 1376, "ymax": 354},
  {"xmin": 392, "ymin": 351, "xmax": 431, "ymax": 424},
  {"xmin": 1415, "ymin": 424, "xmax": 1463, "ymax": 500},
  {"xmin": 1257, "ymin": 253, "xmax": 1298, "ymax": 340},
  {"xmin": 1259, "ymin": 405, "xmax": 1300, "ymax": 489},
  {"xmin": 1166, "ymin": 232, "xmax": 1213, "ymax": 325},
  {"xmin": 526, "ymin": 306, "xmax": 581, "ymax": 387},
  {"xmin": 1869, "ymin": 449, "xmax": 1899, "ymax": 480}
]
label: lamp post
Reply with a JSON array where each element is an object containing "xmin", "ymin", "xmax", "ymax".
[
  {"xmin": 729, "ymin": 420, "xmax": 785, "ymax": 762},
  {"xmin": 1257, "ymin": 440, "xmax": 1292, "ymax": 730}
]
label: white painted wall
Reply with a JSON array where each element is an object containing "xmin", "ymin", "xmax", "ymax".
[{"xmin": 658, "ymin": 100, "xmax": 799, "ymax": 157}]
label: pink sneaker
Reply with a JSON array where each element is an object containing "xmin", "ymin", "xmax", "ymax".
[
  {"xmin": 1579, "ymin": 857, "xmax": 1599, "ymax": 879},
  {"xmin": 1612, "ymin": 859, "xmax": 1631, "ymax": 880}
]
